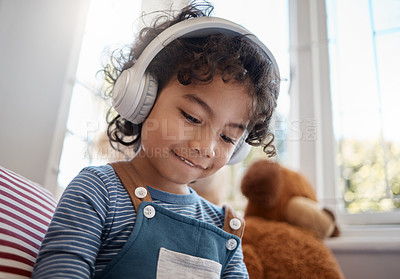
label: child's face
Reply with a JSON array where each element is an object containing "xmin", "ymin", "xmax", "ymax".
[{"xmin": 138, "ymin": 76, "xmax": 252, "ymax": 189}]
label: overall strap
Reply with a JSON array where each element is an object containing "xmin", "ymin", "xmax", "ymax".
[
  {"xmin": 110, "ymin": 161, "xmax": 245, "ymax": 238},
  {"xmin": 223, "ymin": 205, "xmax": 245, "ymax": 239},
  {"xmin": 109, "ymin": 161, "xmax": 152, "ymax": 211}
]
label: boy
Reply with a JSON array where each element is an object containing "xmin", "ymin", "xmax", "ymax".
[{"xmin": 33, "ymin": 3, "xmax": 279, "ymax": 278}]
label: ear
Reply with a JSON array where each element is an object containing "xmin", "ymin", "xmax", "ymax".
[
  {"xmin": 285, "ymin": 197, "xmax": 337, "ymax": 239},
  {"xmin": 241, "ymin": 160, "xmax": 282, "ymax": 206},
  {"xmin": 323, "ymin": 208, "xmax": 340, "ymax": 237}
]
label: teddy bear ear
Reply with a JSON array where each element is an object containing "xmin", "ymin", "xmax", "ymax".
[{"xmin": 241, "ymin": 160, "xmax": 282, "ymax": 206}]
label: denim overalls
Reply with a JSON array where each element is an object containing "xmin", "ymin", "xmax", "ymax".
[{"xmin": 95, "ymin": 161, "xmax": 245, "ymax": 279}]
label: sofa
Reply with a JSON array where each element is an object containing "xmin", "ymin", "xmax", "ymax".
[{"xmin": 0, "ymin": 166, "xmax": 57, "ymax": 278}]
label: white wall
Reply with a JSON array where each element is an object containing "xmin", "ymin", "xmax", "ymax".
[
  {"xmin": 0, "ymin": 0, "xmax": 90, "ymax": 185},
  {"xmin": 326, "ymin": 226, "xmax": 400, "ymax": 279}
]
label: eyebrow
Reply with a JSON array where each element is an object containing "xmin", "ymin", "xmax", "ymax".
[
  {"xmin": 183, "ymin": 94, "xmax": 213, "ymax": 116},
  {"xmin": 182, "ymin": 94, "xmax": 246, "ymax": 131}
]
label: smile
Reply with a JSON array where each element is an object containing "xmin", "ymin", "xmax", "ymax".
[{"xmin": 173, "ymin": 152, "xmax": 207, "ymax": 170}]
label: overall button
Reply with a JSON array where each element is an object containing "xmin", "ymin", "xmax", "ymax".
[
  {"xmin": 226, "ymin": 238, "xmax": 237, "ymax": 251},
  {"xmin": 229, "ymin": 218, "xmax": 242, "ymax": 230},
  {"xmin": 143, "ymin": 205, "xmax": 156, "ymax": 218},
  {"xmin": 135, "ymin": 187, "xmax": 148, "ymax": 199}
]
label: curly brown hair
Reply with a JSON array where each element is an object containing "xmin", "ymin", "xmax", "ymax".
[{"xmin": 103, "ymin": 2, "xmax": 280, "ymax": 157}]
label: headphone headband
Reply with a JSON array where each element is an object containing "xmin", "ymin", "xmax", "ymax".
[{"xmin": 112, "ymin": 17, "xmax": 279, "ymax": 121}]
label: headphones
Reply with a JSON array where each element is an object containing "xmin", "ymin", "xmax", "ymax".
[{"xmin": 112, "ymin": 16, "xmax": 279, "ymax": 165}]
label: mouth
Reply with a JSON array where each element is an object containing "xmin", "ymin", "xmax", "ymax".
[{"xmin": 173, "ymin": 152, "xmax": 207, "ymax": 170}]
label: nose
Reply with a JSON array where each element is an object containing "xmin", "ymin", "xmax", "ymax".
[{"xmin": 188, "ymin": 129, "xmax": 216, "ymax": 158}]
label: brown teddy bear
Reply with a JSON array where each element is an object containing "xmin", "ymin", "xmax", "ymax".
[{"xmin": 241, "ymin": 159, "xmax": 344, "ymax": 279}]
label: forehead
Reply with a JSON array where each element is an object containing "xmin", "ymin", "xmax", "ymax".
[{"xmin": 173, "ymin": 76, "xmax": 252, "ymax": 121}]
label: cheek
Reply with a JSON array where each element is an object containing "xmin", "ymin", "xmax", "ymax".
[
  {"xmin": 140, "ymin": 119, "xmax": 159, "ymax": 148},
  {"xmin": 214, "ymin": 146, "xmax": 234, "ymax": 165},
  {"xmin": 141, "ymin": 117, "xmax": 184, "ymax": 146}
]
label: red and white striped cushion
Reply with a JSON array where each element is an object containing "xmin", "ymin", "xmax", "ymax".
[{"xmin": 0, "ymin": 166, "xmax": 57, "ymax": 278}]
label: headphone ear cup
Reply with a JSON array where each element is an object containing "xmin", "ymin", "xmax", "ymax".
[
  {"xmin": 227, "ymin": 136, "xmax": 252, "ymax": 165},
  {"xmin": 131, "ymin": 74, "xmax": 158, "ymax": 124},
  {"xmin": 112, "ymin": 71, "xmax": 158, "ymax": 124}
]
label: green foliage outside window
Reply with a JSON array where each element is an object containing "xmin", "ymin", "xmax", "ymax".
[{"xmin": 338, "ymin": 138, "xmax": 400, "ymax": 214}]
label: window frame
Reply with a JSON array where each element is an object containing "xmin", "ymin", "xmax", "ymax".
[{"xmin": 288, "ymin": 0, "xmax": 400, "ymax": 226}]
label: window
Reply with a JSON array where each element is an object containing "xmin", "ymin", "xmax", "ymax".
[
  {"xmin": 285, "ymin": 0, "xmax": 400, "ymax": 226},
  {"xmin": 326, "ymin": 0, "xmax": 400, "ymax": 223},
  {"xmin": 57, "ymin": 0, "xmax": 141, "ymax": 192}
]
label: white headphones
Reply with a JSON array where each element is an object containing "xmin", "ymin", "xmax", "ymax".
[{"xmin": 112, "ymin": 16, "xmax": 279, "ymax": 165}]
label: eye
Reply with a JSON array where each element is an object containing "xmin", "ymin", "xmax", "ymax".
[
  {"xmin": 181, "ymin": 110, "xmax": 201, "ymax": 124},
  {"xmin": 220, "ymin": 133, "xmax": 236, "ymax": 145}
]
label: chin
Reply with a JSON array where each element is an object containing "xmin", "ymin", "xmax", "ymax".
[{"xmin": 168, "ymin": 171, "xmax": 210, "ymax": 187}]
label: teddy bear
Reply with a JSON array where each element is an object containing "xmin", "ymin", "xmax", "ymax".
[{"xmin": 240, "ymin": 159, "xmax": 344, "ymax": 279}]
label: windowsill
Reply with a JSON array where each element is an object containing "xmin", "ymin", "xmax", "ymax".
[{"xmin": 324, "ymin": 224, "xmax": 400, "ymax": 253}]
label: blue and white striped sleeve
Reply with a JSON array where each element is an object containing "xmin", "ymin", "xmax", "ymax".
[
  {"xmin": 222, "ymin": 243, "xmax": 249, "ymax": 278},
  {"xmin": 32, "ymin": 168, "xmax": 111, "ymax": 279}
]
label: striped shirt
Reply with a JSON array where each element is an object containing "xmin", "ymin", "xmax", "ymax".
[
  {"xmin": 0, "ymin": 166, "xmax": 57, "ymax": 278},
  {"xmin": 32, "ymin": 165, "xmax": 249, "ymax": 278}
]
